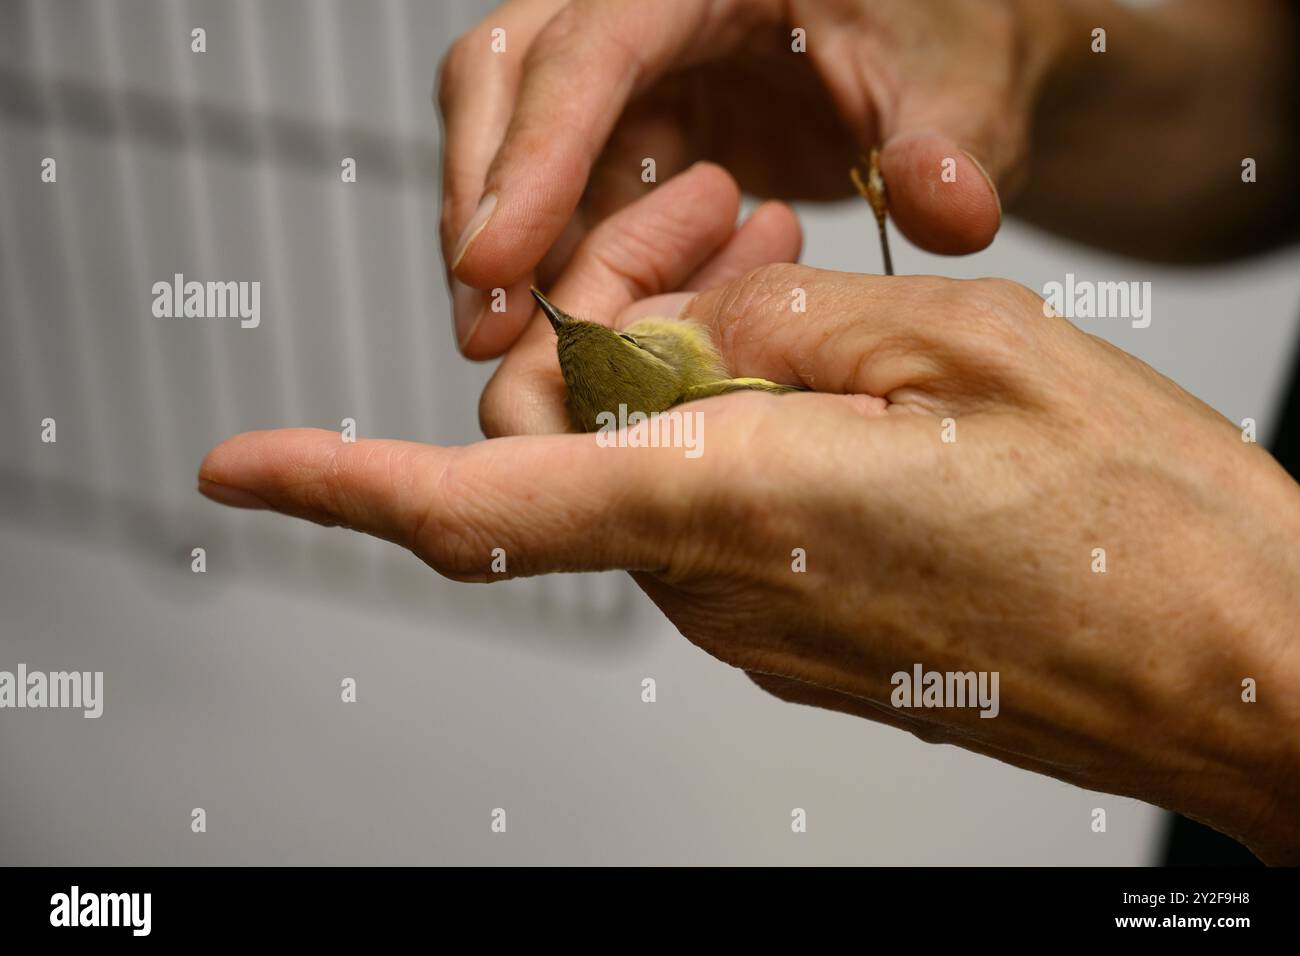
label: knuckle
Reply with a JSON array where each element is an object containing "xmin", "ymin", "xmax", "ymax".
[
  {"xmin": 477, "ymin": 373, "xmax": 511, "ymax": 440},
  {"xmin": 924, "ymin": 278, "xmax": 1059, "ymax": 404},
  {"xmin": 410, "ymin": 458, "xmax": 487, "ymax": 579},
  {"xmin": 332, "ymin": 442, "xmax": 393, "ymax": 518},
  {"xmin": 987, "ymin": 276, "xmax": 1045, "ymax": 313},
  {"xmin": 710, "ymin": 263, "xmax": 809, "ymax": 338},
  {"xmin": 477, "ymin": 364, "xmax": 556, "ymax": 439},
  {"xmin": 298, "ymin": 445, "xmax": 350, "ymax": 523},
  {"xmin": 301, "ymin": 442, "xmax": 388, "ymax": 530},
  {"xmin": 962, "ymin": 276, "xmax": 1019, "ymax": 317},
  {"xmin": 978, "ymin": 276, "xmax": 1042, "ymax": 313},
  {"xmin": 945, "ymin": 277, "xmax": 1039, "ymax": 349},
  {"xmin": 578, "ymin": 227, "xmax": 664, "ymax": 302},
  {"xmin": 521, "ymin": 7, "xmax": 581, "ymax": 73},
  {"xmin": 736, "ymin": 262, "xmax": 807, "ymax": 299}
]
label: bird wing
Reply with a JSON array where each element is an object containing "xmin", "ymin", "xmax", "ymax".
[{"xmin": 680, "ymin": 377, "xmax": 803, "ymax": 403}]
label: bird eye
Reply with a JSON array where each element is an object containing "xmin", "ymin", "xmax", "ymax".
[{"xmin": 618, "ymin": 333, "xmax": 638, "ymax": 346}]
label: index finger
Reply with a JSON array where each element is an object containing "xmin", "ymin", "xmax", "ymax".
[
  {"xmin": 437, "ymin": 0, "xmax": 565, "ymax": 267},
  {"xmin": 450, "ymin": 0, "xmax": 781, "ymax": 289}
]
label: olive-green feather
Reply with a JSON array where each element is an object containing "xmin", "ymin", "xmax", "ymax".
[{"xmin": 535, "ymin": 288, "xmax": 801, "ymax": 433}]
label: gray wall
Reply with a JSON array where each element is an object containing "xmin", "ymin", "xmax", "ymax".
[{"xmin": 2, "ymin": 0, "xmax": 1296, "ymax": 865}]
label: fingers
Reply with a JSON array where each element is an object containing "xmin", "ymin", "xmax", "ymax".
[
  {"xmin": 450, "ymin": 0, "xmax": 778, "ymax": 290},
  {"xmin": 684, "ymin": 201, "xmax": 802, "ymax": 289},
  {"xmin": 477, "ymin": 176, "xmax": 807, "ymax": 436},
  {"xmin": 488, "ymin": 195, "xmax": 800, "ymax": 434},
  {"xmin": 453, "ymin": 189, "xmax": 797, "ymax": 362},
  {"xmin": 582, "ymin": 104, "xmax": 694, "ymax": 225},
  {"xmin": 438, "ymin": 0, "xmax": 569, "ymax": 348},
  {"xmin": 871, "ymin": 9, "xmax": 1038, "ymax": 256},
  {"xmin": 197, "ymin": 428, "xmax": 688, "ymax": 581},
  {"xmin": 879, "ymin": 130, "xmax": 1002, "ymax": 255},
  {"xmin": 604, "ymin": 201, "xmax": 802, "ymax": 325},
  {"xmin": 465, "ymin": 161, "xmax": 740, "ymax": 367},
  {"xmin": 438, "ymin": 0, "xmax": 570, "ymax": 258},
  {"xmin": 475, "ymin": 162, "xmax": 745, "ymax": 433},
  {"xmin": 438, "ymin": 2, "xmax": 547, "ymax": 254}
]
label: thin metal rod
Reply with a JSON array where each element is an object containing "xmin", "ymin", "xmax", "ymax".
[
  {"xmin": 876, "ymin": 218, "xmax": 894, "ymax": 277},
  {"xmin": 851, "ymin": 149, "xmax": 894, "ymax": 276}
]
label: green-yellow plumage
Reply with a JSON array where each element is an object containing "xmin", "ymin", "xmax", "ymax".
[{"xmin": 531, "ymin": 288, "xmax": 799, "ymax": 433}]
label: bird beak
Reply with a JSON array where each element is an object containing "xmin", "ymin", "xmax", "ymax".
[{"xmin": 531, "ymin": 287, "xmax": 570, "ymax": 332}]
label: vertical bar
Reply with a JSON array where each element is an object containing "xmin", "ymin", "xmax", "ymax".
[
  {"xmin": 165, "ymin": 0, "xmax": 240, "ymax": 565},
  {"xmin": 89, "ymin": 0, "xmax": 175, "ymax": 525},
  {"xmin": 27, "ymin": 0, "xmax": 113, "ymax": 532},
  {"xmin": 309, "ymin": 0, "xmax": 382, "ymax": 584},
  {"xmin": 383, "ymin": 0, "xmax": 440, "ymax": 442},
  {"xmin": 234, "ymin": 0, "xmax": 313, "ymax": 571}
]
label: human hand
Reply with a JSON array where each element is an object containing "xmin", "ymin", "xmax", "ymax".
[
  {"xmin": 199, "ymin": 264, "xmax": 1300, "ymax": 862},
  {"xmin": 438, "ymin": 0, "xmax": 1071, "ymax": 355},
  {"xmin": 466, "ymin": 159, "xmax": 801, "ymax": 434}
]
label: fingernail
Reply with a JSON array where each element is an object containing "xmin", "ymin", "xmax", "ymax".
[
  {"xmin": 451, "ymin": 192, "xmax": 497, "ymax": 272},
  {"xmin": 960, "ymin": 149, "xmax": 1001, "ymax": 223},
  {"xmin": 451, "ymin": 278, "xmax": 485, "ymax": 351},
  {"xmin": 198, "ymin": 479, "xmax": 269, "ymax": 510}
]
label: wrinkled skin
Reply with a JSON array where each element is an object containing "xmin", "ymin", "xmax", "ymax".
[
  {"xmin": 200, "ymin": 0, "xmax": 1300, "ymax": 862},
  {"xmin": 201, "ymin": 262, "xmax": 1300, "ymax": 863},
  {"xmin": 437, "ymin": 0, "xmax": 1047, "ymax": 354}
]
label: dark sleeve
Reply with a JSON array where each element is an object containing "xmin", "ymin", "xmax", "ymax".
[{"xmin": 1271, "ymin": 338, "xmax": 1300, "ymax": 477}]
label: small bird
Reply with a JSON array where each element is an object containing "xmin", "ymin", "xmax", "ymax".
[{"xmin": 531, "ymin": 288, "xmax": 800, "ymax": 433}]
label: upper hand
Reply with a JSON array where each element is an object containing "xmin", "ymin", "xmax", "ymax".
[{"xmin": 438, "ymin": 0, "xmax": 1068, "ymax": 355}]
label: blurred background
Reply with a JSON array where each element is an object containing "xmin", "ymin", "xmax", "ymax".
[{"xmin": 1, "ymin": 0, "xmax": 1296, "ymax": 865}]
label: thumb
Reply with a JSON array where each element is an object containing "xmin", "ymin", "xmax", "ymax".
[
  {"xmin": 878, "ymin": 127, "xmax": 1009, "ymax": 256},
  {"xmin": 676, "ymin": 264, "xmax": 953, "ymax": 398},
  {"xmin": 197, "ymin": 428, "xmax": 689, "ymax": 581},
  {"xmin": 866, "ymin": 0, "xmax": 1067, "ymax": 257}
]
